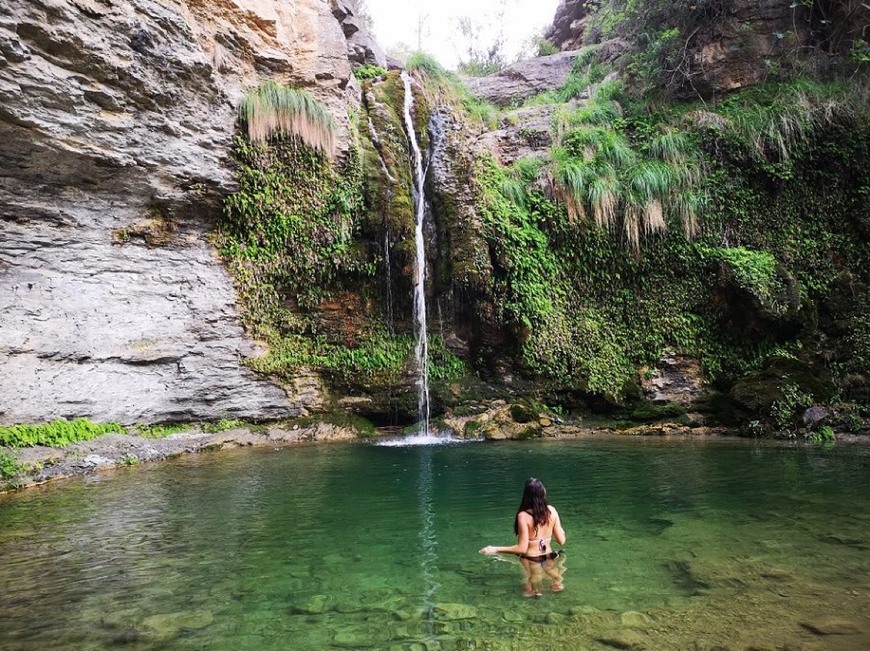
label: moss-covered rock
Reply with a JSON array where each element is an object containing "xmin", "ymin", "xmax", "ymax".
[
  {"xmin": 629, "ymin": 402, "xmax": 686, "ymax": 422},
  {"xmin": 730, "ymin": 357, "xmax": 836, "ymax": 418}
]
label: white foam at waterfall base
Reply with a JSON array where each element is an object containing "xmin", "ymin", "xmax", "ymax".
[{"xmin": 374, "ymin": 431, "xmax": 475, "ymax": 447}]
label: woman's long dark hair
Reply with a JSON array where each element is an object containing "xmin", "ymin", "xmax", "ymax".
[{"xmin": 514, "ymin": 477, "xmax": 550, "ymax": 535}]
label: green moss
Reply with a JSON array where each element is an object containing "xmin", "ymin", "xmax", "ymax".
[
  {"xmin": 292, "ymin": 413, "xmax": 377, "ymax": 438},
  {"xmin": 137, "ymin": 423, "xmax": 194, "ymax": 438},
  {"xmin": 630, "ymin": 402, "xmax": 686, "ymax": 422},
  {"xmin": 463, "ymin": 420, "xmax": 482, "ymax": 436},
  {"xmin": 516, "ymin": 426, "xmax": 543, "ymax": 440},
  {"xmin": 112, "ymin": 205, "xmax": 175, "ymax": 247},
  {"xmin": 0, "ymin": 419, "xmax": 125, "ymax": 448},
  {"xmin": 509, "ymin": 403, "xmax": 538, "ymax": 424},
  {"xmin": 201, "ymin": 419, "xmax": 263, "ymax": 434}
]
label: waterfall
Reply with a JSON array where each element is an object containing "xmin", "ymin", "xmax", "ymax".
[{"xmin": 401, "ymin": 71, "xmax": 431, "ymax": 434}]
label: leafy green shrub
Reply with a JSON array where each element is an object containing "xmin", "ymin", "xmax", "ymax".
[
  {"xmin": 771, "ymin": 384, "xmax": 814, "ymax": 432},
  {"xmin": 810, "ymin": 425, "xmax": 835, "ymax": 443},
  {"xmin": 0, "ymin": 419, "xmax": 125, "ymax": 448},
  {"xmin": 354, "ymin": 65, "xmax": 387, "ymax": 80},
  {"xmin": 0, "ymin": 451, "xmax": 23, "ymax": 480},
  {"xmin": 534, "ymin": 37, "xmax": 560, "ymax": 57}
]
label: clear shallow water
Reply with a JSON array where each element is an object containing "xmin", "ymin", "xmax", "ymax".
[{"xmin": 1, "ymin": 438, "xmax": 868, "ymax": 650}]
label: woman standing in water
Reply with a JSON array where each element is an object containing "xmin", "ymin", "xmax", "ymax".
[{"xmin": 480, "ymin": 477, "xmax": 567, "ymax": 595}]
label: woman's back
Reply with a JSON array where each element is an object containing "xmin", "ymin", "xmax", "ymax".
[{"xmin": 519, "ymin": 505, "xmax": 564, "ymax": 557}]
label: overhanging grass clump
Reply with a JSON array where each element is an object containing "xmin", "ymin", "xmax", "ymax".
[
  {"xmin": 238, "ymin": 81, "xmax": 336, "ymax": 154},
  {"xmin": 534, "ymin": 83, "xmax": 706, "ymax": 248}
]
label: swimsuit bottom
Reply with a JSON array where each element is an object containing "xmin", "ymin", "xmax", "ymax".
[{"xmin": 518, "ymin": 550, "xmax": 560, "ymax": 564}]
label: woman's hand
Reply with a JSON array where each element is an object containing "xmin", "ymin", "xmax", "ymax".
[{"xmin": 479, "ymin": 546, "xmax": 498, "ymax": 555}]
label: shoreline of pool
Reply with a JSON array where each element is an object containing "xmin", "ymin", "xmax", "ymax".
[{"xmin": 2, "ymin": 418, "xmax": 868, "ymax": 496}]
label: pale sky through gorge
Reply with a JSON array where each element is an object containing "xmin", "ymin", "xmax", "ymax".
[{"xmin": 365, "ymin": 0, "xmax": 562, "ymax": 69}]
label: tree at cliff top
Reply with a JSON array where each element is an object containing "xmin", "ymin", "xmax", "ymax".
[{"xmin": 453, "ymin": 0, "xmax": 511, "ymax": 76}]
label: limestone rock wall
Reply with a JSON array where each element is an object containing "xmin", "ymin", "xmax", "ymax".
[{"xmin": 0, "ymin": 0, "xmax": 355, "ymax": 424}]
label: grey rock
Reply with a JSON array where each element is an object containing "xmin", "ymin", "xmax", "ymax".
[
  {"xmin": 0, "ymin": 33, "xmax": 31, "ymax": 63},
  {"xmin": 598, "ymin": 38, "xmax": 630, "ymax": 64},
  {"xmin": 81, "ymin": 454, "xmax": 113, "ymax": 468},
  {"xmin": 800, "ymin": 619, "xmax": 862, "ymax": 636},
  {"xmin": 641, "ymin": 349, "xmax": 706, "ymax": 406},
  {"xmin": 544, "ymin": 0, "xmax": 590, "ymax": 51},
  {"xmin": 803, "ymin": 405, "xmax": 830, "ymax": 429},
  {"xmin": 0, "ymin": 0, "xmax": 359, "ymax": 424},
  {"xmin": 476, "ymin": 105, "xmax": 556, "ymax": 166},
  {"xmin": 331, "ymin": 0, "xmax": 386, "ymax": 68},
  {"xmin": 466, "ymin": 50, "xmax": 583, "ymax": 107}
]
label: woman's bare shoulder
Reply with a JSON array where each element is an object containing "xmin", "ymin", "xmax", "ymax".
[{"xmin": 548, "ymin": 505, "xmax": 560, "ymax": 517}]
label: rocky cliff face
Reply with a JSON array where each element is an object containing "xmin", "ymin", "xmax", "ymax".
[
  {"xmin": 0, "ymin": 0, "xmax": 356, "ymax": 424},
  {"xmin": 544, "ymin": 0, "xmax": 587, "ymax": 52},
  {"xmin": 544, "ymin": 0, "xmax": 868, "ymax": 97}
]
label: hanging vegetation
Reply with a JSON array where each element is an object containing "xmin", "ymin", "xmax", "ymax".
[
  {"xmin": 537, "ymin": 82, "xmax": 706, "ymax": 249},
  {"xmin": 238, "ymin": 81, "xmax": 336, "ymax": 155}
]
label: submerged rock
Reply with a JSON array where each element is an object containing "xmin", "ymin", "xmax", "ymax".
[
  {"xmin": 620, "ymin": 611, "xmax": 653, "ymax": 629},
  {"xmin": 292, "ymin": 594, "xmax": 332, "ymax": 615},
  {"xmin": 434, "ymin": 602, "xmax": 478, "ymax": 620},
  {"xmin": 139, "ymin": 611, "xmax": 214, "ymax": 642},
  {"xmin": 800, "ymin": 619, "xmax": 863, "ymax": 636}
]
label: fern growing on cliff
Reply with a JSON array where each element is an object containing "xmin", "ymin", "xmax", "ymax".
[{"xmin": 238, "ymin": 81, "xmax": 336, "ymax": 154}]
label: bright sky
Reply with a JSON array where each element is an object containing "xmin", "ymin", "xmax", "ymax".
[{"xmin": 365, "ymin": 0, "xmax": 562, "ymax": 70}]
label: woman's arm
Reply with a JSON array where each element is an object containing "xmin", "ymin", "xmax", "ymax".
[
  {"xmin": 551, "ymin": 507, "xmax": 566, "ymax": 546},
  {"xmin": 479, "ymin": 512, "xmax": 531, "ymax": 555}
]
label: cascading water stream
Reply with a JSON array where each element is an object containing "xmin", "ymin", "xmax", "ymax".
[{"xmin": 401, "ymin": 71, "xmax": 431, "ymax": 434}]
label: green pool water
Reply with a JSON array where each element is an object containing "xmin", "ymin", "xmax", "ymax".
[{"xmin": 0, "ymin": 437, "xmax": 868, "ymax": 650}]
